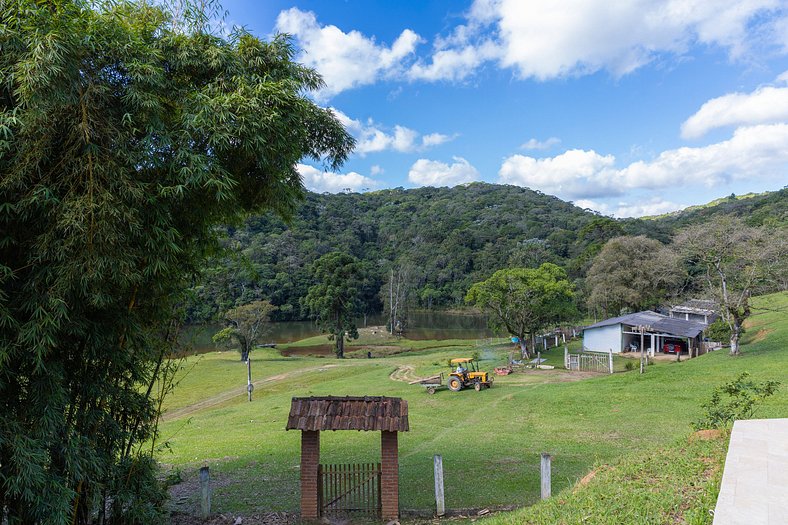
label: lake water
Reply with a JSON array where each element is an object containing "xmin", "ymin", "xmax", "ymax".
[{"xmin": 182, "ymin": 311, "xmax": 497, "ymax": 354}]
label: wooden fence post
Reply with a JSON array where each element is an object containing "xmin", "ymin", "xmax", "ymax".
[
  {"xmin": 200, "ymin": 466, "xmax": 211, "ymax": 518},
  {"xmin": 540, "ymin": 453, "xmax": 551, "ymax": 499},
  {"xmin": 434, "ymin": 455, "xmax": 445, "ymax": 517},
  {"xmin": 246, "ymin": 357, "xmax": 253, "ymax": 402},
  {"xmin": 564, "ymin": 346, "xmax": 569, "ymax": 369}
]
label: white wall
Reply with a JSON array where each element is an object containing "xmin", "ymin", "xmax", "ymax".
[{"xmin": 583, "ymin": 324, "xmax": 623, "ymax": 353}]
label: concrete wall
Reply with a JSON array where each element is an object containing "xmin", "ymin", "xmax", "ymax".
[{"xmin": 583, "ymin": 324, "xmax": 623, "ymax": 353}]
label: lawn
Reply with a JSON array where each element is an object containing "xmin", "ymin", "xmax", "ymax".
[{"xmin": 158, "ymin": 292, "xmax": 788, "ymax": 521}]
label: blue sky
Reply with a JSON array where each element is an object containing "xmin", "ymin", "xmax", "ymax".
[{"xmin": 223, "ymin": 0, "xmax": 788, "ymax": 217}]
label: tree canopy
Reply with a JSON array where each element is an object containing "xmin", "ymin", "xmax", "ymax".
[
  {"xmin": 465, "ymin": 263, "xmax": 576, "ymax": 357},
  {"xmin": 213, "ymin": 300, "xmax": 276, "ymax": 361},
  {"xmin": 0, "ymin": 1, "xmax": 352, "ymax": 522},
  {"xmin": 302, "ymin": 252, "xmax": 364, "ymax": 358},
  {"xmin": 586, "ymin": 235, "xmax": 684, "ymax": 318},
  {"xmin": 675, "ymin": 217, "xmax": 787, "ymax": 356}
]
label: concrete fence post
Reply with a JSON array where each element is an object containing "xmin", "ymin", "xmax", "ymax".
[
  {"xmin": 200, "ymin": 466, "xmax": 211, "ymax": 518},
  {"xmin": 564, "ymin": 346, "xmax": 569, "ymax": 369},
  {"xmin": 540, "ymin": 453, "xmax": 552, "ymax": 499},
  {"xmin": 434, "ymin": 455, "xmax": 445, "ymax": 517},
  {"xmin": 608, "ymin": 349, "xmax": 614, "ymax": 374}
]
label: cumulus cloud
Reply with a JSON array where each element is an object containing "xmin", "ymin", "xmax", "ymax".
[
  {"xmin": 575, "ymin": 198, "xmax": 685, "ymax": 218},
  {"xmin": 408, "ymin": 157, "xmax": 480, "ymax": 187},
  {"xmin": 499, "ymin": 149, "xmax": 618, "ymax": 198},
  {"xmin": 499, "ymin": 123, "xmax": 788, "ymax": 199},
  {"xmin": 331, "ymin": 109, "xmax": 455, "ymax": 155},
  {"xmin": 520, "ymin": 137, "xmax": 561, "ymax": 150},
  {"xmin": 414, "ymin": 0, "xmax": 787, "ymax": 82},
  {"xmin": 275, "ymin": 8, "xmax": 421, "ymax": 97},
  {"xmin": 297, "ymin": 164, "xmax": 378, "ymax": 193},
  {"xmin": 681, "ymin": 79, "xmax": 788, "ymax": 139}
]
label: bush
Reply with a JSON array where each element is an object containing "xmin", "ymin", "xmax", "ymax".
[
  {"xmin": 706, "ymin": 318, "xmax": 734, "ymax": 343},
  {"xmin": 693, "ymin": 372, "xmax": 780, "ymax": 430},
  {"xmin": 624, "ymin": 361, "xmax": 636, "ymax": 371}
]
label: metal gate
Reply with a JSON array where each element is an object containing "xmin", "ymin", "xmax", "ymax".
[
  {"xmin": 318, "ymin": 463, "xmax": 381, "ymax": 517},
  {"xmin": 566, "ymin": 351, "xmax": 612, "ymax": 373}
]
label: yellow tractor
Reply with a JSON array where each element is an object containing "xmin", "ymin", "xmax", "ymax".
[{"xmin": 447, "ymin": 358, "xmax": 493, "ymax": 392}]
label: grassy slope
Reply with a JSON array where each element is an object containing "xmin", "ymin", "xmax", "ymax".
[{"xmin": 158, "ymin": 292, "xmax": 788, "ymax": 519}]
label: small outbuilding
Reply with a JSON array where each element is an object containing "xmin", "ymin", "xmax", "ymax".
[
  {"xmin": 583, "ymin": 310, "xmax": 707, "ymax": 356},
  {"xmin": 286, "ymin": 396, "xmax": 409, "ymax": 521},
  {"xmin": 668, "ymin": 299, "xmax": 718, "ymax": 325}
]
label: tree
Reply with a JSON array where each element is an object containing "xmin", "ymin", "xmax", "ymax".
[
  {"xmin": 674, "ymin": 218, "xmax": 787, "ymax": 356},
  {"xmin": 382, "ymin": 265, "xmax": 419, "ymax": 335},
  {"xmin": 0, "ymin": 1, "xmax": 353, "ymax": 522},
  {"xmin": 302, "ymin": 252, "xmax": 364, "ymax": 358},
  {"xmin": 586, "ymin": 236, "xmax": 684, "ymax": 318},
  {"xmin": 465, "ymin": 263, "xmax": 576, "ymax": 358},
  {"xmin": 213, "ymin": 300, "xmax": 276, "ymax": 362}
]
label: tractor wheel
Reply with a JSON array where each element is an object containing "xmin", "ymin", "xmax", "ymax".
[
  {"xmin": 448, "ymin": 377, "xmax": 463, "ymax": 392},
  {"xmin": 427, "ymin": 386, "xmax": 436, "ymax": 395},
  {"xmin": 474, "ymin": 382, "xmax": 482, "ymax": 392}
]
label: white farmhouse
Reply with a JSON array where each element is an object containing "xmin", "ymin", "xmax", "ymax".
[{"xmin": 583, "ymin": 311, "xmax": 707, "ymax": 356}]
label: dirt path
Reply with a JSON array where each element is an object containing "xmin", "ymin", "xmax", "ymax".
[
  {"xmin": 162, "ymin": 364, "xmax": 344, "ymax": 422},
  {"xmin": 389, "ymin": 364, "xmax": 423, "ymax": 383}
]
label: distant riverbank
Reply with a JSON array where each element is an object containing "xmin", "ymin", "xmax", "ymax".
[{"xmin": 180, "ymin": 309, "xmax": 497, "ymax": 355}]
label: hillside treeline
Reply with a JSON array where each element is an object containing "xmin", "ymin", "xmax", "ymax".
[{"xmin": 185, "ymin": 183, "xmax": 787, "ymax": 322}]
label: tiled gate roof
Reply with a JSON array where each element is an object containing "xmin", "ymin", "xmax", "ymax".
[{"xmin": 286, "ymin": 396, "xmax": 409, "ymax": 432}]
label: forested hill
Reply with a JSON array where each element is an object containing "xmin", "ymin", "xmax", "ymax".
[{"xmin": 185, "ymin": 183, "xmax": 787, "ymax": 322}]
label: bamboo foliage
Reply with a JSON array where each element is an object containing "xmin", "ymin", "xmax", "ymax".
[{"xmin": 0, "ymin": 1, "xmax": 353, "ymax": 523}]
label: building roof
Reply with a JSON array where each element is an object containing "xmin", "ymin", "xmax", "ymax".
[
  {"xmin": 286, "ymin": 396, "xmax": 409, "ymax": 432},
  {"xmin": 670, "ymin": 299, "xmax": 717, "ymax": 314},
  {"xmin": 584, "ymin": 311, "xmax": 707, "ymax": 338}
]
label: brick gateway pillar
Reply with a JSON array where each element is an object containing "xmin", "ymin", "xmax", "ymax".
[
  {"xmin": 380, "ymin": 431, "xmax": 399, "ymax": 520},
  {"xmin": 286, "ymin": 396, "xmax": 409, "ymax": 521},
  {"xmin": 300, "ymin": 430, "xmax": 320, "ymax": 519}
]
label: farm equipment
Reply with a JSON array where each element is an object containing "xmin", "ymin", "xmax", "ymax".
[
  {"xmin": 447, "ymin": 358, "xmax": 493, "ymax": 392},
  {"xmin": 409, "ymin": 373, "xmax": 445, "ymax": 395}
]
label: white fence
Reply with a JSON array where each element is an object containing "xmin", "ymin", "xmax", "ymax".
[{"xmin": 565, "ymin": 347, "xmax": 613, "ymax": 374}]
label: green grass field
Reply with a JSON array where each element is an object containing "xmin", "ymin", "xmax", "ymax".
[{"xmin": 158, "ymin": 292, "xmax": 788, "ymax": 522}]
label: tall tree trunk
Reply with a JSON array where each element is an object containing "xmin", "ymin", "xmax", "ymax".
[
  {"xmin": 519, "ymin": 339, "xmax": 529, "ymax": 360},
  {"xmin": 336, "ymin": 332, "xmax": 345, "ymax": 358},
  {"xmin": 729, "ymin": 328, "xmax": 741, "ymax": 356}
]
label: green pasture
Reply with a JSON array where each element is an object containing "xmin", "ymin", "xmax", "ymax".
[{"xmin": 158, "ymin": 292, "xmax": 788, "ymax": 521}]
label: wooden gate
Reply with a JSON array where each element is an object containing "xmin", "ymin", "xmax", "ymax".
[{"xmin": 318, "ymin": 463, "xmax": 381, "ymax": 517}]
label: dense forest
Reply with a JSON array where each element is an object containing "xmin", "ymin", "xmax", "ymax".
[{"xmin": 185, "ymin": 183, "xmax": 788, "ymax": 322}]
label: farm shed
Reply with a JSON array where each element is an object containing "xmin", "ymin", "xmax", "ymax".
[{"xmin": 583, "ymin": 311, "xmax": 707, "ymax": 356}]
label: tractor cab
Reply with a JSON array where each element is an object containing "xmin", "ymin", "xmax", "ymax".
[{"xmin": 447, "ymin": 358, "xmax": 493, "ymax": 392}]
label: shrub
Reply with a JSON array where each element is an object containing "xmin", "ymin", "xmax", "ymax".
[
  {"xmin": 693, "ymin": 372, "xmax": 780, "ymax": 430},
  {"xmin": 624, "ymin": 361, "xmax": 636, "ymax": 371}
]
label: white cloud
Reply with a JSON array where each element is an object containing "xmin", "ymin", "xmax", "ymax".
[
  {"xmin": 331, "ymin": 109, "xmax": 455, "ymax": 155},
  {"xmin": 415, "ymin": 0, "xmax": 787, "ymax": 82},
  {"xmin": 275, "ymin": 8, "xmax": 421, "ymax": 97},
  {"xmin": 520, "ymin": 137, "xmax": 561, "ymax": 150},
  {"xmin": 370, "ymin": 165, "xmax": 384, "ymax": 176},
  {"xmin": 499, "ymin": 149, "xmax": 618, "ymax": 198},
  {"xmin": 297, "ymin": 164, "xmax": 378, "ymax": 193},
  {"xmin": 499, "ymin": 123, "xmax": 788, "ymax": 199},
  {"xmin": 681, "ymin": 82, "xmax": 788, "ymax": 139},
  {"xmin": 576, "ymin": 198, "xmax": 686, "ymax": 218},
  {"xmin": 408, "ymin": 40, "xmax": 500, "ymax": 82},
  {"xmin": 408, "ymin": 157, "xmax": 480, "ymax": 187},
  {"xmin": 421, "ymin": 132, "xmax": 454, "ymax": 147}
]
